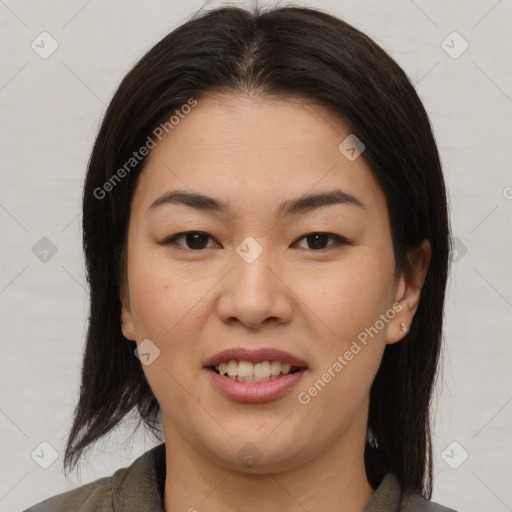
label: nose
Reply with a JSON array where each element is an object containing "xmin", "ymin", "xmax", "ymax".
[{"xmin": 216, "ymin": 245, "xmax": 294, "ymax": 329}]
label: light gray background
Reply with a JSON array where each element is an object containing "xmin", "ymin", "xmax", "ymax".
[{"xmin": 1, "ymin": 1, "xmax": 511, "ymax": 511}]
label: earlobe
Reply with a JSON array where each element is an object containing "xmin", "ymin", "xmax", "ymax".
[
  {"xmin": 386, "ymin": 240, "xmax": 431, "ymax": 345},
  {"xmin": 120, "ymin": 298, "xmax": 136, "ymax": 341},
  {"xmin": 386, "ymin": 298, "xmax": 409, "ymax": 344},
  {"xmin": 119, "ymin": 271, "xmax": 136, "ymax": 340}
]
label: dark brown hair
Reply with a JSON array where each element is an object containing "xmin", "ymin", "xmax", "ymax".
[{"xmin": 64, "ymin": 4, "xmax": 450, "ymax": 501}]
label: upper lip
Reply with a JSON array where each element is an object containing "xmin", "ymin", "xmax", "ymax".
[{"xmin": 204, "ymin": 347, "xmax": 308, "ymax": 368}]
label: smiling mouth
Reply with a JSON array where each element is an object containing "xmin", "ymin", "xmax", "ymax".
[{"xmin": 208, "ymin": 360, "xmax": 304, "ymax": 382}]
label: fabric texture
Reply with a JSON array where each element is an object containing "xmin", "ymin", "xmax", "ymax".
[{"xmin": 23, "ymin": 442, "xmax": 457, "ymax": 512}]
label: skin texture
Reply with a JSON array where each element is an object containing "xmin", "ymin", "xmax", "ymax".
[{"xmin": 120, "ymin": 93, "xmax": 431, "ymax": 512}]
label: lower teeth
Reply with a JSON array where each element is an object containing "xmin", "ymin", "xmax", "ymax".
[{"xmin": 234, "ymin": 375, "xmax": 280, "ymax": 382}]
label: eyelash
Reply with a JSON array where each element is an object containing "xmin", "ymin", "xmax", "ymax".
[{"xmin": 160, "ymin": 231, "xmax": 350, "ymax": 252}]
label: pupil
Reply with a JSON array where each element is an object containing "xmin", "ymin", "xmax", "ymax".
[
  {"xmin": 187, "ymin": 233, "xmax": 208, "ymax": 249},
  {"xmin": 307, "ymin": 234, "xmax": 328, "ymax": 249}
]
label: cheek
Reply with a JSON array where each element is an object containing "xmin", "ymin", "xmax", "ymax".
[
  {"xmin": 293, "ymin": 255, "xmax": 394, "ymax": 429},
  {"xmin": 126, "ymin": 245, "xmax": 216, "ymax": 339},
  {"xmin": 291, "ymin": 247, "xmax": 396, "ymax": 419},
  {"xmin": 296, "ymin": 250, "xmax": 396, "ymax": 343}
]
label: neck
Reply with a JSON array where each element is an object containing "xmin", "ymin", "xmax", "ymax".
[{"xmin": 162, "ymin": 416, "xmax": 375, "ymax": 512}]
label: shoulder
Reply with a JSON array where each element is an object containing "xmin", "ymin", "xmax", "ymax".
[
  {"xmin": 21, "ymin": 473, "xmax": 118, "ymax": 512},
  {"xmin": 22, "ymin": 442, "xmax": 166, "ymax": 512},
  {"xmin": 369, "ymin": 473, "xmax": 458, "ymax": 512},
  {"xmin": 401, "ymin": 492, "xmax": 459, "ymax": 512},
  {"xmin": 398, "ymin": 479, "xmax": 459, "ymax": 512}
]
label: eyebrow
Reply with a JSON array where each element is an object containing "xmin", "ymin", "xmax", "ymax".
[{"xmin": 147, "ymin": 189, "xmax": 365, "ymax": 217}]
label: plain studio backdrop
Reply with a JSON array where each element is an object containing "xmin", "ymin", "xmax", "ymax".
[{"xmin": 0, "ymin": 1, "xmax": 511, "ymax": 511}]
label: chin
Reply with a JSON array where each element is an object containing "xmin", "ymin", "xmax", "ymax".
[{"xmin": 201, "ymin": 432, "xmax": 311, "ymax": 473}]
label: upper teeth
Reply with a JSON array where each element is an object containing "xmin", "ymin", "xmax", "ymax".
[{"xmin": 216, "ymin": 360, "xmax": 294, "ymax": 378}]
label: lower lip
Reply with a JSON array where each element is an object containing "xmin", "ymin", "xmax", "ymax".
[{"xmin": 204, "ymin": 367, "xmax": 307, "ymax": 403}]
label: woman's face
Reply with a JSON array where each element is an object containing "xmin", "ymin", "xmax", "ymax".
[{"xmin": 121, "ymin": 93, "xmax": 426, "ymax": 472}]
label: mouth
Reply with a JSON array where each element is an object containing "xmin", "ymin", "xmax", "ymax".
[
  {"xmin": 208, "ymin": 360, "xmax": 305, "ymax": 382},
  {"xmin": 203, "ymin": 348, "xmax": 308, "ymax": 402}
]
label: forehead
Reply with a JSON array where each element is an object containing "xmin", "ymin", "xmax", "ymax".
[{"xmin": 132, "ymin": 93, "xmax": 386, "ymax": 218}]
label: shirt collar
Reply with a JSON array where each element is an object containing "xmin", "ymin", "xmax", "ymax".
[{"xmin": 112, "ymin": 442, "xmax": 166, "ymax": 511}]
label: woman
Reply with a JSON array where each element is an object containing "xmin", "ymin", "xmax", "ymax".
[{"xmin": 25, "ymin": 4, "xmax": 457, "ymax": 512}]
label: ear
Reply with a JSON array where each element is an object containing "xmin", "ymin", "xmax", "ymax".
[
  {"xmin": 386, "ymin": 239, "xmax": 431, "ymax": 344},
  {"xmin": 120, "ymin": 281, "xmax": 136, "ymax": 341}
]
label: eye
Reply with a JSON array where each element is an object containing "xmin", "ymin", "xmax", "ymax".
[
  {"xmin": 293, "ymin": 232, "xmax": 349, "ymax": 251},
  {"xmin": 162, "ymin": 231, "xmax": 219, "ymax": 250},
  {"xmin": 161, "ymin": 231, "xmax": 349, "ymax": 252}
]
